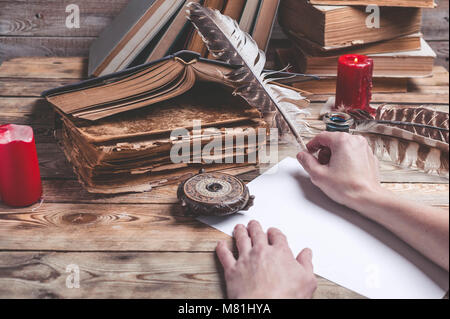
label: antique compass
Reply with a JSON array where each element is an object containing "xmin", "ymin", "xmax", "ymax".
[{"xmin": 177, "ymin": 169, "xmax": 255, "ymax": 216}]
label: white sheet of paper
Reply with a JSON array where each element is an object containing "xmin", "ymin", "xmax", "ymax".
[{"xmin": 198, "ymin": 157, "xmax": 449, "ymax": 299}]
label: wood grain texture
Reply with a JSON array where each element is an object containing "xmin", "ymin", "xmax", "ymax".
[
  {"xmin": 307, "ymin": 0, "xmax": 437, "ymax": 8},
  {"xmin": 0, "ymin": 57, "xmax": 87, "ymax": 79},
  {"xmin": 37, "ymin": 179, "xmax": 450, "ymax": 205},
  {"xmin": 0, "ymin": 78, "xmax": 77, "ymax": 97},
  {"xmin": 0, "ymin": 0, "xmax": 128, "ymax": 37},
  {"xmin": 0, "ymin": 252, "xmax": 362, "ymax": 299},
  {"xmin": 0, "ymin": 202, "xmax": 231, "ymax": 252},
  {"xmin": 0, "ymin": 54, "xmax": 448, "ymax": 299},
  {"xmin": 36, "ymin": 143, "xmax": 76, "ymax": 178},
  {"xmin": 428, "ymin": 40, "xmax": 450, "ymax": 70},
  {"xmin": 0, "ymin": 37, "xmax": 93, "ymax": 63},
  {"xmin": 0, "ymin": 0, "xmax": 448, "ymax": 69},
  {"xmin": 308, "ymin": 92, "xmax": 450, "ymax": 104},
  {"xmin": 422, "ymin": 0, "xmax": 450, "ymax": 40},
  {"xmin": 0, "ymin": 195, "xmax": 446, "ymax": 253}
]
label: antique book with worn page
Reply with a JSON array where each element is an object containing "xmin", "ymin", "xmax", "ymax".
[
  {"xmin": 289, "ymin": 33, "xmax": 423, "ymax": 56},
  {"xmin": 296, "ymin": 38, "xmax": 436, "ymax": 77},
  {"xmin": 44, "ymin": 51, "xmax": 269, "ymax": 194},
  {"xmin": 45, "ymin": 52, "xmax": 245, "ymax": 121},
  {"xmin": 56, "ymin": 83, "xmax": 264, "ymax": 194},
  {"xmin": 275, "ymin": 47, "xmax": 408, "ymax": 94},
  {"xmin": 308, "ymin": 0, "xmax": 436, "ymax": 8},
  {"xmin": 279, "ymin": 0, "xmax": 422, "ymax": 48}
]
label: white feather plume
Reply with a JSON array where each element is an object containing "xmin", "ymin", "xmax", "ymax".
[{"xmin": 187, "ymin": 2, "xmax": 310, "ymax": 150}]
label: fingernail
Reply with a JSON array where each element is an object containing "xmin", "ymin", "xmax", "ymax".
[{"xmin": 297, "ymin": 152, "xmax": 303, "ymax": 162}]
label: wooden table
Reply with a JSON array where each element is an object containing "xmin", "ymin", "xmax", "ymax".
[{"xmin": 0, "ymin": 57, "xmax": 448, "ymax": 299}]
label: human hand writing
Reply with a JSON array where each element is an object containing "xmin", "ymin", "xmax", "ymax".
[{"xmin": 297, "ymin": 132, "xmax": 383, "ymax": 211}]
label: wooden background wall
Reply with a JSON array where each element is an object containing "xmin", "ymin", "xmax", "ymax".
[{"xmin": 0, "ymin": 0, "xmax": 448, "ymax": 69}]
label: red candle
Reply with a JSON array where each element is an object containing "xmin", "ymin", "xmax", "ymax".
[
  {"xmin": 335, "ymin": 54, "xmax": 374, "ymax": 114},
  {"xmin": 0, "ymin": 124, "xmax": 42, "ymax": 207}
]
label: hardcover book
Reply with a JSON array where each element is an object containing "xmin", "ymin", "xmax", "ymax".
[
  {"xmin": 279, "ymin": 0, "xmax": 422, "ymax": 48},
  {"xmin": 296, "ymin": 38, "xmax": 436, "ymax": 77},
  {"xmin": 88, "ymin": 0, "xmax": 185, "ymax": 77},
  {"xmin": 46, "ymin": 52, "xmax": 244, "ymax": 121},
  {"xmin": 308, "ymin": 0, "xmax": 436, "ymax": 8}
]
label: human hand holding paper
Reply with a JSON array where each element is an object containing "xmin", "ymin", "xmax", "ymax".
[{"xmin": 216, "ymin": 221, "xmax": 317, "ymax": 299}]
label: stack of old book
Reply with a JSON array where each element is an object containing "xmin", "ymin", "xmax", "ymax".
[
  {"xmin": 43, "ymin": 53, "xmax": 267, "ymax": 194},
  {"xmin": 89, "ymin": 0, "xmax": 281, "ymax": 77},
  {"xmin": 277, "ymin": 0, "xmax": 437, "ymax": 94}
]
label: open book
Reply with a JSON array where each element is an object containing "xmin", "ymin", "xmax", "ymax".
[
  {"xmin": 43, "ymin": 51, "xmax": 268, "ymax": 194},
  {"xmin": 56, "ymin": 83, "xmax": 265, "ymax": 193}
]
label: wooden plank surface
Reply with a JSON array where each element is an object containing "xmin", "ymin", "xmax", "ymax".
[
  {"xmin": 0, "ymin": 202, "xmax": 230, "ymax": 252},
  {"xmin": 0, "ymin": 57, "xmax": 87, "ymax": 79},
  {"xmin": 0, "ymin": 182, "xmax": 447, "ymax": 253},
  {"xmin": 309, "ymin": 92, "xmax": 450, "ymax": 104},
  {"xmin": 0, "ymin": 56, "xmax": 448, "ymax": 299},
  {"xmin": 0, "ymin": 0, "xmax": 448, "ymax": 69},
  {"xmin": 0, "ymin": 252, "xmax": 362, "ymax": 299},
  {"xmin": 422, "ymin": 0, "xmax": 450, "ymax": 40},
  {"xmin": 37, "ymin": 179, "xmax": 450, "ymax": 206},
  {"xmin": 0, "ymin": 0, "xmax": 128, "ymax": 37}
]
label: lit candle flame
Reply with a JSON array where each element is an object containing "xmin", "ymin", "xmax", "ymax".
[{"xmin": 354, "ymin": 57, "xmax": 358, "ymax": 63}]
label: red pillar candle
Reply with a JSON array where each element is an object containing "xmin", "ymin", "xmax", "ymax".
[
  {"xmin": 0, "ymin": 124, "xmax": 42, "ymax": 207},
  {"xmin": 335, "ymin": 54, "xmax": 374, "ymax": 114}
]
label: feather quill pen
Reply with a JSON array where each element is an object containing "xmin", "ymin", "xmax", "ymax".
[
  {"xmin": 350, "ymin": 106, "xmax": 449, "ymax": 177},
  {"xmin": 186, "ymin": 2, "xmax": 310, "ymax": 150}
]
